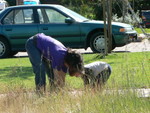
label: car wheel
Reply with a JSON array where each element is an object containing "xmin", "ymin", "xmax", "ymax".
[
  {"xmin": 0, "ymin": 38, "xmax": 11, "ymax": 58},
  {"xmin": 90, "ymin": 32, "xmax": 107, "ymax": 53}
]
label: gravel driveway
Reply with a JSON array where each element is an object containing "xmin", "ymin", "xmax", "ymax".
[
  {"xmin": 113, "ymin": 39, "xmax": 150, "ymax": 53},
  {"xmin": 74, "ymin": 39, "xmax": 150, "ymax": 53},
  {"xmin": 14, "ymin": 39, "xmax": 150, "ymax": 57}
]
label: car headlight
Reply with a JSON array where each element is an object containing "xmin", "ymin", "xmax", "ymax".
[
  {"xmin": 119, "ymin": 28, "xmax": 126, "ymax": 32},
  {"xmin": 119, "ymin": 27, "xmax": 133, "ymax": 32}
]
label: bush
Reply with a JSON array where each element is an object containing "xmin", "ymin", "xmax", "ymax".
[{"xmin": 112, "ymin": 11, "xmax": 142, "ymax": 27}]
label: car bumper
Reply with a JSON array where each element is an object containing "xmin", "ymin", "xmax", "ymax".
[
  {"xmin": 143, "ymin": 21, "xmax": 150, "ymax": 25},
  {"xmin": 114, "ymin": 32, "xmax": 137, "ymax": 47}
]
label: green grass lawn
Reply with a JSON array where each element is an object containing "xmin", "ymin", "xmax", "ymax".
[
  {"xmin": 0, "ymin": 52, "xmax": 149, "ymax": 113},
  {"xmin": 0, "ymin": 52, "xmax": 149, "ymax": 91},
  {"xmin": 135, "ymin": 27, "xmax": 150, "ymax": 34}
]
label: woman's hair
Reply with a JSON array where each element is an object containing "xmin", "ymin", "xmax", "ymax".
[{"xmin": 64, "ymin": 48, "xmax": 84, "ymax": 76}]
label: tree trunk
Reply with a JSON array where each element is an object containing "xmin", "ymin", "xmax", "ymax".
[
  {"xmin": 103, "ymin": 0, "xmax": 108, "ymax": 55},
  {"xmin": 16, "ymin": 0, "xmax": 23, "ymax": 5},
  {"xmin": 107, "ymin": 0, "xmax": 112, "ymax": 53}
]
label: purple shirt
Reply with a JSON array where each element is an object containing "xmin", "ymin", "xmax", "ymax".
[{"xmin": 36, "ymin": 33, "xmax": 67, "ymax": 73}]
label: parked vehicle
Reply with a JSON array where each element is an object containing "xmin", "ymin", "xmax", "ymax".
[
  {"xmin": 141, "ymin": 10, "xmax": 150, "ymax": 28},
  {"xmin": 23, "ymin": 0, "xmax": 40, "ymax": 5},
  {"xmin": 0, "ymin": 4, "xmax": 137, "ymax": 58},
  {"xmin": 0, "ymin": 0, "xmax": 8, "ymax": 11}
]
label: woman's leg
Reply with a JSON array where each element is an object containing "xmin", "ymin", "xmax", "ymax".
[
  {"xmin": 25, "ymin": 37, "xmax": 46, "ymax": 91},
  {"xmin": 43, "ymin": 58, "xmax": 55, "ymax": 91}
]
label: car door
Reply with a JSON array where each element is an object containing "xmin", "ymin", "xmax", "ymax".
[
  {"xmin": 37, "ymin": 8, "xmax": 82, "ymax": 48},
  {"xmin": 2, "ymin": 8, "xmax": 38, "ymax": 50}
]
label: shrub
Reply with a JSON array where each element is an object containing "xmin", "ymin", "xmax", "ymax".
[{"xmin": 112, "ymin": 11, "xmax": 142, "ymax": 27}]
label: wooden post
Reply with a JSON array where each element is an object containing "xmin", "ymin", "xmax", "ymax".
[
  {"xmin": 103, "ymin": 0, "xmax": 108, "ymax": 55},
  {"xmin": 103, "ymin": 0, "xmax": 112, "ymax": 55},
  {"xmin": 107, "ymin": 0, "xmax": 112, "ymax": 53}
]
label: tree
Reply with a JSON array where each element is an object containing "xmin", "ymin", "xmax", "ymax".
[
  {"xmin": 40, "ymin": 0, "xmax": 60, "ymax": 4},
  {"xmin": 5, "ymin": 0, "xmax": 16, "ymax": 6},
  {"xmin": 16, "ymin": 0, "xmax": 23, "ymax": 5},
  {"xmin": 5, "ymin": 0, "xmax": 150, "ymax": 20}
]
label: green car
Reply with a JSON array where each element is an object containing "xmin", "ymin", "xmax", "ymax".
[{"xmin": 0, "ymin": 4, "xmax": 137, "ymax": 58}]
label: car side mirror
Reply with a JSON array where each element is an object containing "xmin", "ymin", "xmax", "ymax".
[{"xmin": 65, "ymin": 17, "xmax": 74, "ymax": 24}]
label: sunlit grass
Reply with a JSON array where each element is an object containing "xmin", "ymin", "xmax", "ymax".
[
  {"xmin": 0, "ymin": 52, "xmax": 149, "ymax": 91},
  {"xmin": 135, "ymin": 27, "xmax": 150, "ymax": 34},
  {"xmin": 0, "ymin": 52, "xmax": 149, "ymax": 112}
]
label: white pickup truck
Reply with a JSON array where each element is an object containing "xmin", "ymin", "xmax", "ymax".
[
  {"xmin": 0, "ymin": 0, "xmax": 8, "ymax": 10},
  {"xmin": 0, "ymin": 3, "xmax": 5, "ymax": 10}
]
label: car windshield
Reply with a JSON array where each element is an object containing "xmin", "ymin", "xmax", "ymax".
[
  {"xmin": 56, "ymin": 5, "xmax": 88, "ymax": 22},
  {"xmin": 142, "ymin": 12, "xmax": 150, "ymax": 17},
  {"xmin": 143, "ymin": 12, "xmax": 150, "ymax": 15}
]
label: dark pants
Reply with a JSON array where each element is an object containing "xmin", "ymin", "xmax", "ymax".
[{"xmin": 25, "ymin": 36, "xmax": 54, "ymax": 91}]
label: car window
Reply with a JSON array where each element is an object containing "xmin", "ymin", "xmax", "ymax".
[
  {"xmin": 37, "ymin": 8, "xmax": 66, "ymax": 24},
  {"xmin": 37, "ymin": 8, "xmax": 46, "ymax": 24},
  {"xmin": 23, "ymin": 9, "xmax": 34, "ymax": 23},
  {"xmin": 3, "ymin": 10, "xmax": 13, "ymax": 24},
  {"xmin": 2, "ymin": 9, "xmax": 34, "ymax": 25},
  {"xmin": 142, "ymin": 12, "xmax": 150, "ymax": 16},
  {"xmin": 14, "ymin": 10, "xmax": 24, "ymax": 24}
]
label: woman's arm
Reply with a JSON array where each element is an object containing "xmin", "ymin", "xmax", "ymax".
[{"xmin": 53, "ymin": 69, "xmax": 66, "ymax": 88}]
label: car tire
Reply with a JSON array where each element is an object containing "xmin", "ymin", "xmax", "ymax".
[
  {"xmin": 0, "ymin": 38, "xmax": 11, "ymax": 58},
  {"xmin": 90, "ymin": 32, "xmax": 108, "ymax": 53}
]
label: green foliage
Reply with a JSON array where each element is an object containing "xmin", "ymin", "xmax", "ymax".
[
  {"xmin": 92, "ymin": 1, "xmax": 103, "ymax": 20},
  {"xmin": 5, "ymin": 0, "xmax": 150, "ymax": 21},
  {"xmin": 112, "ymin": 11, "xmax": 142, "ymax": 26},
  {"xmin": 5, "ymin": 0, "xmax": 16, "ymax": 6},
  {"xmin": 59, "ymin": 0, "xmax": 95, "ymax": 19}
]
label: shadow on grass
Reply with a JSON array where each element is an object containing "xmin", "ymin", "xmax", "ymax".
[
  {"xmin": 0, "ymin": 66, "xmax": 33, "ymax": 80},
  {"xmin": 112, "ymin": 51, "xmax": 130, "ymax": 53}
]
